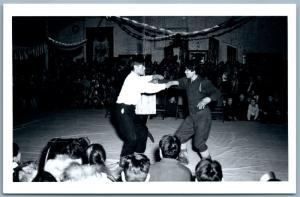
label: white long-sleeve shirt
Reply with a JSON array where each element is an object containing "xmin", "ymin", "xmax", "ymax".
[{"xmin": 116, "ymin": 71, "xmax": 166, "ymax": 105}]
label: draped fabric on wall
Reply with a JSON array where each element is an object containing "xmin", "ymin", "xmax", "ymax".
[
  {"xmin": 13, "ymin": 37, "xmax": 88, "ymax": 61},
  {"xmin": 13, "ymin": 16, "xmax": 253, "ymax": 62},
  {"xmin": 47, "ymin": 37, "xmax": 87, "ymax": 50},
  {"xmin": 13, "ymin": 43, "xmax": 47, "ymax": 61},
  {"xmin": 107, "ymin": 16, "xmax": 254, "ymax": 41},
  {"xmin": 208, "ymin": 37, "xmax": 220, "ymax": 64},
  {"xmin": 86, "ymin": 27, "xmax": 113, "ymax": 64}
]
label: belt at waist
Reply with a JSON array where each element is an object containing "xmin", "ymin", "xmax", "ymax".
[
  {"xmin": 190, "ymin": 105, "xmax": 209, "ymax": 114},
  {"xmin": 116, "ymin": 103, "xmax": 135, "ymax": 109}
]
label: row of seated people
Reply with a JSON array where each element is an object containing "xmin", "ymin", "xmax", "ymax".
[
  {"xmin": 222, "ymin": 93, "xmax": 286, "ymax": 123},
  {"xmin": 13, "ymin": 135, "xmax": 280, "ymax": 182}
]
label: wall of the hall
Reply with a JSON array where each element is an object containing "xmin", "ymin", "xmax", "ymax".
[{"xmin": 47, "ymin": 16, "xmax": 287, "ymax": 64}]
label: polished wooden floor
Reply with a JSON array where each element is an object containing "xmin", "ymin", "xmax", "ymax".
[{"xmin": 13, "ymin": 109, "xmax": 288, "ymax": 181}]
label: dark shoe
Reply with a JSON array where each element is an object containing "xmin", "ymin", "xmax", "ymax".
[{"xmin": 178, "ymin": 149, "xmax": 189, "ymax": 165}]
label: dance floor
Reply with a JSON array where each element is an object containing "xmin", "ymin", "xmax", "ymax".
[{"xmin": 13, "ymin": 109, "xmax": 288, "ymax": 181}]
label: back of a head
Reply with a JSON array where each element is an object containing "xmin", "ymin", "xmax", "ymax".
[
  {"xmin": 32, "ymin": 170, "xmax": 57, "ymax": 182},
  {"xmin": 195, "ymin": 159, "xmax": 223, "ymax": 181},
  {"xmin": 62, "ymin": 163, "xmax": 111, "ymax": 182},
  {"xmin": 122, "ymin": 153, "xmax": 150, "ymax": 182},
  {"xmin": 159, "ymin": 135, "xmax": 181, "ymax": 159},
  {"xmin": 260, "ymin": 171, "xmax": 281, "ymax": 182},
  {"xmin": 62, "ymin": 162, "xmax": 84, "ymax": 182},
  {"xmin": 44, "ymin": 154, "xmax": 82, "ymax": 181},
  {"xmin": 62, "ymin": 137, "xmax": 90, "ymax": 159},
  {"xmin": 83, "ymin": 143, "xmax": 106, "ymax": 165},
  {"xmin": 43, "ymin": 137, "xmax": 90, "ymax": 161}
]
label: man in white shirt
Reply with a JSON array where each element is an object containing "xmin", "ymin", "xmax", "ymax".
[{"xmin": 114, "ymin": 59, "xmax": 176, "ymax": 157}]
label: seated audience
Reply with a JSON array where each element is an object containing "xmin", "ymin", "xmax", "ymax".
[
  {"xmin": 235, "ymin": 93, "xmax": 248, "ymax": 120},
  {"xmin": 83, "ymin": 143, "xmax": 106, "ymax": 165},
  {"xmin": 44, "ymin": 154, "xmax": 82, "ymax": 182},
  {"xmin": 195, "ymin": 159, "xmax": 223, "ymax": 181},
  {"xmin": 61, "ymin": 162, "xmax": 112, "ymax": 182},
  {"xmin": 247, "ymin": 98, "xmax": 259, "ymax": 121},
  {"xmin": 223, "ymin": 97, "xmax": 237, "ymax": 121},
  {"xmin": 149, "ymin": 135, "xmax": 192, "ymax": 181},
  {"xmin": 82, "ymin": 143, "xmax": 113, "ymax": 180},
  {"xmin": 121, "ymin": 153, "xmax": 150, "ymax": 182},
  {"xmin": 44, "ymin": 137, "xmax": 90, "ymax": 161},
  {"xmin": 13, "ymin": 143, "xmax": 21, "ymax": 169},
  {"xmin": 261, "ymin": 94, "xmax": 284, "ymax": 123},
  {"xmin": 13, "ymin": 161, "xmax": 38, "ymax": 182},
  {"xmin": 34, "ymin": 137, "xmax": 89, "ymax": 182}
]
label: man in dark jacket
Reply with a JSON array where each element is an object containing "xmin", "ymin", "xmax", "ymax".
[{"xmin": 171, "ymin": 61, "xmax": 221, "ymax": 164}]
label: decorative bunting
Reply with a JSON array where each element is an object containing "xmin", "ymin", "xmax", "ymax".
[
  {"xmin": 107, "ymin": 16, "xmax": 254, "ymax": 41},
  {"xmin": 47, "ymin": 37, "xmax": 87, "ymax": 49},
  {"xmin": 13, "ymin": 37, "xmax": 88, "ymax": 60},
  {"xmin": 109, "ymin": 16, "xmax": 173, "ymax": 36},
  {"xmin": 13, "ymin": 43, "xmax": 47, "ymax": 60}
]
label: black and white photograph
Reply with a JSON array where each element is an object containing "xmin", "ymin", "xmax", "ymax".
[{"xmin": 3, "ymin": 4, "xmax": 296, "ymax": 194}]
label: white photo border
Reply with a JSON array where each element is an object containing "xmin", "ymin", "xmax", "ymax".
[{"xmin": 3, "ymin": 3, "xmax": 296, "ymax": 194}]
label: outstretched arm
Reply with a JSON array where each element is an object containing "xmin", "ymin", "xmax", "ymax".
[
  {"xmin": 141, "ymin": 80, "xmax": 179, "ymax": 94},
  {"xmin": 140, "ymin": 74, "xmax": 164, "ymax": 83},
  {"xmin": 166, "ymin": 80, "xmax": 179, "ymax": 88}
]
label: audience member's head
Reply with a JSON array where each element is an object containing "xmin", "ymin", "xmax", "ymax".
[
  {"xmin": 250, "ymin": 98, "xmax": 257, "ymax": 106},
  {"xmin": 121, "ymin": 153, "xmax": 150, "ymax": 182},
  {"xmin": 239, "ymin": 93, "xmax": 245, "ymax": 101},
  {"xmin": 227, "ymin": 97, "xmax": 233, "ymax": 106},
  {"xmin": 260, "ymin": 171, "xmax": 281, "ymax": 181},
  {"xmin": 44, "ymin": 154, "xmax": 82, "ymax": 182},
  {"xmin": 13, "ymin": 143, "xmax": 21, "ymax": 164},
  {"xmin": 62, "ymin": 162, "xmax": 112, "ymax": 182},
  {"xmin": 14, "ymin": 161, "xmax": 38, "ymax": 182},
  {"xmin": 62, "ymin": 162, "xmax": 85, "ymax": 182},
  {"xmin": 159, "ymin": 135, "xmax": 181, "ymax": 159},
  {"xmin": 61, "ymin": 137, "xmax": 90, "ymax": 159},
  {"xmin": 83, "ymin": 143, "xmax": 106, "ymax": 165},
  {"xmin": 195, "ymin": 159, "xmax": 223, "ymax": 181},
  {"xmin": 38, "ymin": 137, "xmax": 90, "ymax": 172}
]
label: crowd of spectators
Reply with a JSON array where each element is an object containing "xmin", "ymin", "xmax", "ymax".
[
  {"xmin": 13, "ymin": 54, "xmax": 287, "ymax": 124},
  {"xmin": 13, "ymin": 134, "xmax": 280, "ymax": 182},
  {"xmin": 13, "ymin": 135, "xmax": 224, "ymax": 182}
]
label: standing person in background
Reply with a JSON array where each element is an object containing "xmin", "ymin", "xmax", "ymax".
[{"xmin": 170, "ymin": 60, "xmax": 221, "ymax": 164}]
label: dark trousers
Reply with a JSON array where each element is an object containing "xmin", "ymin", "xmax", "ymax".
[
  {"xmin": 114, "ymin": 104, "xmax": 148, "ymax": 157},
  {"xmin": 175, "ymin": 107, "xmax": 212, "ymax": 152}
]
